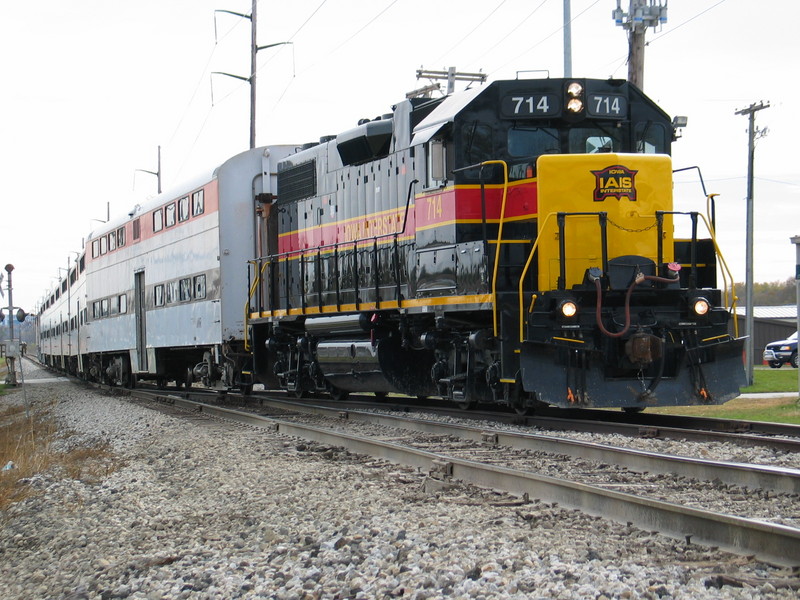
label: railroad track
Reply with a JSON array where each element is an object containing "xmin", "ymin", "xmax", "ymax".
[
  {"xmin": 130, "ymin": 389, "xmax": 800, "ymax": 568},
  {"xmin": 228, "ymin": 391, "xmax": 800, "ymax": 452}
]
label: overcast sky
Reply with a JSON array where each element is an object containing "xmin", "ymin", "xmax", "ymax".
[{"xmin": 1, "ymin": 0, "xmax": 798, "ymax": 312}]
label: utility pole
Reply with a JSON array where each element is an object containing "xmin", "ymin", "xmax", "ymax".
[
  {"xmin": 792, "ymin": 235, "xmax": 800, "ymax": 401},
  {"xmin": 214, "ymin": 1, "xmax": 291, "ymax": 149},
  {"xmin": 135, "ymin": 145, "xmax": 162, "ymax": 194},
  {"xmin": 563, "ymin": 0, "xmax": 572, "ymax": 77},
  {"xmin": 735, "ymin": 100, "xmax": 770, "ymax": 385},
  {"xmin": 613, "ymin": 0, "xmax": 668, "ymax": 89},
  {"xmin": 416, "ymin": 68, "xmax": 487, "ymax": 95}
]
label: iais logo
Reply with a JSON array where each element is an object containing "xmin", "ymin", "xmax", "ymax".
[{"xmin": 590, "ymin": 165, "xmax": 638, "ymax": 202}]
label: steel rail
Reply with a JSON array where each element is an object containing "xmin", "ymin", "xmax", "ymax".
[
  {"xmin": 245, "ymin": 392, "xmax": 800, "ymax": 452},
  {"xmin": 153, "ymin": 393, "xmax": 800, "ymax": 567},
  {"xmin": 229, "ymin": 395, "xmax": 800, "ymax": 494}
]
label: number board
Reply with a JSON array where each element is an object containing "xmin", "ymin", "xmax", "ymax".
[
  {"xmin": 586, "ymin": 94, "xmax": 627, "ymax": 119},
  {"xmin": 501, "ymin": 94, "xmax": 560, "ymax": 118}
]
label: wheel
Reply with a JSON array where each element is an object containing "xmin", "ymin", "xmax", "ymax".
[
  {"xmin": 327, "ymin": 384, "xmax": 349, "ymax": 402},
  {"xmin": 184, "ymin": 368, "xmax": 194, "ymax": 389},
  {"xmin": 513, "ymin": 404, "xmax": 532, "ymax": 416},
  {"xmin": 156, "ymin": 377, "xmax": 167, "ymax": 390},
  {"xmin": 240, "ymin": 383, "xmax": 253, "ymax": 396},
  {"xmin": 457, "ymin": 400, "xmax": 477, "ymax": 410},
  {"xmin": 768, "ymin": 361, "xmax": 783, "ymax": 369},
  {"xmin": 792, "ymin": 352, "xmax": 798, "ymax": 369}
]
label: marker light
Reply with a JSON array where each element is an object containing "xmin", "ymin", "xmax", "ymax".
[
  {"xmin": 559, "ymin": 300, "xmax": 578, "ymax": 318},
  {"xmin": 691, "ymin": 297, "xmax": 710, "ymax": 316}
]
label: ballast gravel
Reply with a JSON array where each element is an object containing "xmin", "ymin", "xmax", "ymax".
[{"xmin": 1, "ymin": 365, "xmax": 798, "ymax": 599}]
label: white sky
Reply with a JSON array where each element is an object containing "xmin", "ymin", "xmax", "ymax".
[{"xmin": 1, "ymin": 0, "xmax": 798, "ymax": 312}]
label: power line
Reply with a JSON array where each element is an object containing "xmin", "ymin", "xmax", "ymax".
[
  {"xmin": 464, "ymin": 0, "xmax": 549, "ymax": 71},
  {"xmin": 491, "ymin": 0, "xmax": 601, "ymax": 77},
  {"xmin": 431, "ymin": 0, "xmax": 509, "ymax": 66},
  {"xmin": 647, "ymin": 0, "xmax": 728, "ymax": 45}
]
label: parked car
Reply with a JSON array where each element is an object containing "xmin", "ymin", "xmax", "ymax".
[{"xmin": 763, "ymin": 331, "xmax": 798, "ymax": 368}]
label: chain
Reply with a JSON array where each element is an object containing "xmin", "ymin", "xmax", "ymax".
[{"xmin": 607, "ymin": 217, "xmax": 658, "ymax": 234}]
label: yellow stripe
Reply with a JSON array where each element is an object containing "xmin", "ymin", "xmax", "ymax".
[{"xmin": 252, "ymin": 293, "xmax": 494, "ymax": 318}]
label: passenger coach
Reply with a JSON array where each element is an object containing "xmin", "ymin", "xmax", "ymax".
[{"xmin": 38, "ymin": 145, "xmax": 296, "ymax": 390}]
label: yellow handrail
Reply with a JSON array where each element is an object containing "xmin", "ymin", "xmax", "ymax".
[
  {"xmin": 243, "ymin": 259, "xmax": 272, "ymax": 352},
  {"xmin": 696, "ymin": 212, "xmax": 739, "ymax": 337},
  {"xmin": 482, "ymin": 160, "xmax": 509, "ymax": 337},
  {"xmin": 517, "ymin": 212, "xmax": 558, "ymax": 343}
]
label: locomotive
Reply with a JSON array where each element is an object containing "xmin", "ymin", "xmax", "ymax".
[{"xmin": 247, "ymin": 76, "xmax": 747, "ymax": 411}]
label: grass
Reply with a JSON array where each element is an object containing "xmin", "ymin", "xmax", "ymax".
[
  {"xmin": 740, "ymin": 366, "xmax": 799, "ymax": 394},
  {"xmin": 649, "ymin": 366, "xmax": 800, "ymax": 423},
  {"xmin": 0, "ymin": 400, "xmax": 121, "ymax": 511}
]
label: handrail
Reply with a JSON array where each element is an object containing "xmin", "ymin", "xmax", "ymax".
[
  {"xmin": 244, "ymin": 259, "xmax": 261, "ymax": 352},
  {"xmin": 517, "ymin": 212, "xmax": 558, "ymax": 343},
  {"xmin": 479, "ymin": 160, "xmax": 509, "ymax": 337},
  {"xmin": 515, "ymin": 210, "xmax": 740, "ymax": 344},
  {"xmin": 245, "ymin": 179, "xmax": 419, "ymax": 324}
]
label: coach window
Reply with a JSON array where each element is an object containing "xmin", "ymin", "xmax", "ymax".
[
  {"xmin": 101, "ymin": 298, "xmax": 109, "ymax": 317},
  {"xmin": 92, "ymin": 239, "xmax": 100, "ymax": 258},
  {"xmin": 92, "ymin": 301, "xmax": 100, "ymax": 319},
  {"xmin": 166, "ymin": 280, "xmax": 179, "ymax": 304},
  {"xmin": 108, "ymin": 230, "xmax": 116, "ymax": 252},
  {"xmin": 178, "ymin": 196, "xmax": 190, "ymax": 222},
  {"xmin": 117, "ymin": 227, "xmax": 126, "ymax": 247},
  {"xmin": 100, "ymin": 235, "xmax": 108, "ymax": 255},
  {"xmin": 154, "ymin": 284, "xmax": 165, "ymax": 307},
  {"xmin": 193, "ymin": 274, "xmax": 206, "ymax": 299},
  {"xmin": 133, "ymin": 218, "xmax": 141, "ymax": 240},
  {"xmin": 153, "ymin": 209, "xmax": 163, "ymax": 232},
  {"xmin": 165, "ymin": 203, "xmax": 176, "ymax": 228},
  {"xmin": 192, "ymin": 189, "xmax": 204, "ymax": 216},
  {"xmin": 118, "ymin": 294, "xmax": 127, "ymax": 314},
  {"xmin": 179, "ymin": 278, "xmax": 192, "ymax": 301}
]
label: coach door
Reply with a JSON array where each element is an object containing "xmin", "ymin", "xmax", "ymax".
[{"xmin": 134, "ymin": 271, "xmax": 147, "ymax": 370}]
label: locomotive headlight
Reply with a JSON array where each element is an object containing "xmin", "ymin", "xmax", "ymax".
[
  {"xmin": 567, "ymin": 98, "xmax": 584, "ymax": 113},
  {"xmin": 566, "ymin": 81, "xmax": 584, "ymax": 113},
  {"xmin": 691, "ymin": 297, "xmax": 710, "ymax": 316},
  {"xmin": 558, "ymin": 299, "xmax": 579, "ymax": 318},
  {"xmin": 567, "ymin": 82, "xmax": 583, "ymax": 97}
]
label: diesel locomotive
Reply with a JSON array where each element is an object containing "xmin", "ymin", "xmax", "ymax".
[{"xmin": 247, "ymin": 76, "xmax": 747, "ymax": 411}]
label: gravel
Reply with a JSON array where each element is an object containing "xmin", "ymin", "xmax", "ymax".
[{"xmin": 1, "ymin": 360, "xmax": 798, "ymax": 599}]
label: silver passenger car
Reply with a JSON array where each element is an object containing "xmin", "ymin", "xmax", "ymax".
[{"xmin": 38, "ymin": 145, "xmax": 296, "ymax": 390}]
